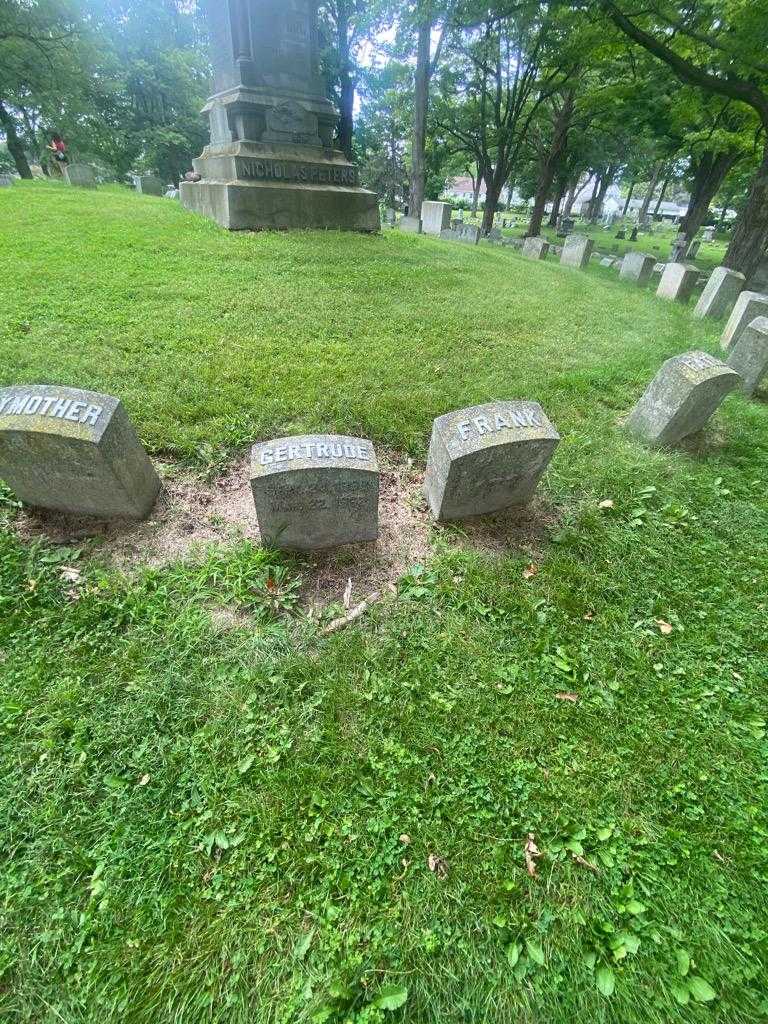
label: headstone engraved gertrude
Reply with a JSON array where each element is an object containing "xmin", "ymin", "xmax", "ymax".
[
  {"xmin": 727, "ymin": 316, "xmax": 768, "ymax": 396},
  {"xmin": 720, "ymin": 291, "xmax": 768, "ymax": 351},
  {"xmin": 250, "ymin": 435, "xmax": 379, "ymax": 549},
  {"xmin": 181, "ymin": 0, "xmax": 379, "ymax": 232},
  {"xmin": 424, "ymin": 401, "xmax": 560, "ymax": 522},
  {"xmin": 694, "ymin": 267, "xmax": 745, "ymax": 320},
  {"xmin": 626, "ymin": 352, "xmax": 740, "ymax": 447},
  {"xmin": 0, "ymin": 385, "xmax": 160, "ymax": 518}
]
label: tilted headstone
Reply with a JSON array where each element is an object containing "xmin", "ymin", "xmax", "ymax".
[
  {"xmin": 134, "ymin": 174, "xmax": 164, "ymax": 196},
  {"xmin": 421, "ymin": 201, "xmax": 452, "ymax": 237},
  {"xmin": 0, "ymin": 385, "xmax": 160, "ymax": 518},
  {"xmin": 721, "ymin": 291, "xmax": 768, "ymax": 351},
  {"xmin": 693, "ymin": 267, "xmax": 745, "ymax": 320},
  {"xmin": 522, "ymin": 236, "xmax": 549, "ymax": 260},
  {"xmin": 250, "ymin": 435, "xmax": 379, "ymax": 550},
  {"xmin": 64, "ymin": 164, "xmax": 97, "ymax": 189},
  {"xmin": 685, "ymin": 240, "xmax": 701, "ymax": 260},
  {"xmin": 560, "ymin": 234, "xmax": 594, "ymax": 270},
  {"xmin": 620, "ymin": 251, "xmax": 655, "ymax": 286},
  {"xmin": 727, "ymin": 316, "xmax": 768, "ymax": 397},
  {"xmin": 424, "ymin": 401, "xmax": 559, "ymax": 522},
  {"xmin": 398, "ymin": 216, "xmax": 422, "ymax": 234},
  {"xmin": 626, "ymin": 352, "xmax": 740, "ymax": 447},
  {"xmin": 656, "ymin": 263, "xmax": 699, "ymax": 303}
]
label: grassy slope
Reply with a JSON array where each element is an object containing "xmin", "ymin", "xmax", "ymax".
[{"xmin": 0, "ymin": 181, "xmax": 767, "ymax": 1024}]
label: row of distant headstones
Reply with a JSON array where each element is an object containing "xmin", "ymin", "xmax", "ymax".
[
  {"xmin": 0, "ymin": 314, "xmax": 765, "ymax": 552},
  {"xmin": 0, "ymin": 167, "xmax": 172, "ymax": 196}
]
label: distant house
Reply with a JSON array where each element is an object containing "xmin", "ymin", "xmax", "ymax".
[{"xmin": 443, "ymin": 176, "xmax": 522, "ymax": 206}]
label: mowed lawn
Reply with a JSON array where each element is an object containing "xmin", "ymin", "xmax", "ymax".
[{"xmin": 0, "ymin": 180, "xmax": 767, "ymax": 1024}]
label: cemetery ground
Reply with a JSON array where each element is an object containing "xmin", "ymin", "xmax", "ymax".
[{"xmin": 0, "ymin": 181, "xmax": 767, "ymax": 1023}]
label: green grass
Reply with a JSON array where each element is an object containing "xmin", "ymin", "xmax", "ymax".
[{"xmin": 1, "ymin": 180, "xmax": 767, "ymax": 1024}]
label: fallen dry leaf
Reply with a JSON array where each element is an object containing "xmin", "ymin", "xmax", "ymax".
[
  {"xmin": 598, "ymin": 499, "xmax": 615, "ymax": 510},
  {"xmin": 26, "ymin": 579, "xmax": 37, "ymax": 592},
  {"xmin": 427, "ymin": 853, "xmax": 449, "ymax": 879},
  {"xmin": 522, "ymin": 563, "xmax": 539, "ymax": 580},
  {"xmin": 555, "ymin": 692, "xmax": 580, "ymax": 703},
  {"xmin": 399, "ymin": 834, "xmax": 412, "ymax": 845},
  {"xmin": 572, "ymin": 853, "xmax": 600, "ymax": 874},
  {"xmin": 525, "ymin": 833, "xmax": 542, "ymax": 878},
  {"xmin": 655, "ymin": 619, "xmax": 674, "ymax": 636}
]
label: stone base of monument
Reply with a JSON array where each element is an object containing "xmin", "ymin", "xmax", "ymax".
[{"xmin": 181, "ymin": 142, "xmax": 380, "ymax": 232}]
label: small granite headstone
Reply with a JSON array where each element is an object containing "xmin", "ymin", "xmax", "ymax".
[
  {"xmin": 599, "ymin": 257, "xmax": 615, "ymax": 268},
  {"xmin": 615, "ymin": 228, "xmax": 626, "ymax": 240},
  {"xmin": 424, "ymin": 400, "xmax": 560, "ymax": 522},
  {"xmin": 656, "ymin": 263, "xmax": 699, "ymax": 303},
  {"xmin": 620, "ymin": 251, "xmax": 655, "ymax": 286},
  {"xmin": 626, "ymin": 352, "xmax": 740, "ymax": 447},
  {"xmin": 64, "ymin": 164, "xmax": 97, "ymax": 188},
  {"xmin": 250, "ymin": 435, "xmax": 379, "ymax": 550},
  {"xmin": 694, "ymin": 267, "xmax": 745, "ymax": 320},
  {"xmin": 421, "ymin": 201, "xmax": 452, "ymax": 237},
  {"xmin": 522, "ymin": 236, "xmax": 549, "ymax": 260},
  {"xmin": 134, "ymin": 174, "xmax": 164, "ymax": 196},
  {"xmin": 560, "ymin": 234, "xmax": 594, "ymax": 270},
  {"xmin": 0, "ymin": 385, "xmax": 160, "ymax": 518},
  {"xmin": 685, "ymin": 240, "xmax": 701, "ymax": 260},
  {"xmin": 727, "ymin": 316, "xmax": 768, "ymax": 396},
  {"xmin": 441, "ymin": 224, "xmax": 480, "ymax": 245},
  {"xmin": 629, "ymin": 227, "xmax": 639, "ymax": 242},
  {"xmin": 721, "ymin": 291, "xmax": 768, "ymax": 351},
  {"xmin": 0, "ymin": 174, "xmax": 14, "ymax": 188},
  {"xmin": 398, "ymin": 216, "xmax": 422, "ymax": 234}
]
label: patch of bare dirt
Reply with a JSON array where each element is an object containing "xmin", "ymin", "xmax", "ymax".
[{"xmin": 12, "ymin": 449, "xmax": 559, "ymax": 608}]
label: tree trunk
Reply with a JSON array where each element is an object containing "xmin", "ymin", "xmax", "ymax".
[
  {"xmin": 622, "ymin": 180, "xmax": 635, "ymax": 217},
  {"xmin": 589, "ymin": 164, "xmax": 617, "ymax": 222},
  {"xmin": 482, "ymin": 177, "xmax": 503, "ymax": 235},
  {"xmin": 724, "ymin": 141, "xmax": 768, "ymax": 279},
  {"xmin": 561, "ymin": 183, "xmax": 577, "ymax": 219},
  {"xmin": 409, "ymin": 14, "xmax": 431, "ymax": 220},
  {"xmin": 638, "ymin": 162, "xmax": 663, "ymax": 222},
  {"xmin": 716, "ymin": 192, "xmax": 733, "ymax": 231},
  {"xmin": 548, "ymin": 178, "xmax": 567, "ymax": 227},
  {"xmin": 585, "ymin": 174, "xmax": 600, "ymax": 219},
  {"xmin": 679, "ymin": 150, "xmax": 738, "ymax": 241},
  {"xmin": 0, "ymin": 101, "xmax": 32, "ymax": 178},
  {"xmin": 652, "ymin": 173, "xmax": 670, "ymax": 216},
  {"xmin": 336, "ymin": 2, "xmax": 355, "ymax": 160},
  {"xmin": 527, "ymin": 93, "xmax": 574, "ymax": 236}
]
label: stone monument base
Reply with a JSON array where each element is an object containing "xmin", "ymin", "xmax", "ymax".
[{"xmin": 180, "ymin": 141, "xmax": 379, "ymax": 232}]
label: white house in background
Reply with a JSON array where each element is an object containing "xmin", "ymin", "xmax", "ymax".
[{"xmin": 443, "ymin": 176, "xmax": 524, "ymax": 206}]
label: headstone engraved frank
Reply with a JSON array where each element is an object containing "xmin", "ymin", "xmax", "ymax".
[
  {"xmin": 250, "ymin": 434, "xmax": 379, "ymax": 549},
  {"xmin": 180, "ymin": 0, "xmax": 379, "ymax": 231},
  {"xmin": 620, "ymin": 251, "xmax": 655, "ymax": 286},
  {"xmin": 560, "ymin": 234, "xmax": 594, "ymax": 270},
  {"xmin": 424, "ymin": 401, "xmax": 560, "ymax": 522},
  {"xmin": 727, "ymin": 316, "xmax": 768, "ymax": 396},
  {"xmin": 626, "ymin": 352, "xmax": 740, "ymax": 447},
  {"xmin": 693, "ymin": 266, "xmax": 745, "ymax": 320},
  {"xmin": 0, "ymin": 386, "xmax": 160, "ymax": 518},
  {"xmin": 522, "ymin": 236, "xmax": 549, "ymax": 260},
  {"xmin": 720, "ymin": 290, "xmax": 768, "ymax": 351}
]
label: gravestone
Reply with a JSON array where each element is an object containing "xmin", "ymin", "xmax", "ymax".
[
  {"xmin": 685, "ymin": 240, "xmax": 701, "ymax": 260},
  {"xmin": 384, "ymin": 207, "xmax": 396, "ymax": 226},
  {"xmin": 164, "ymin": 187, "xmax": 179, "ymax": 199},
  {"xmin": 560, "ymin": 234, "xmax": 594, "ymax": 270},
  {"xmin": 398, "ymin": 215, "xmax": 422, "ymax": 234},
  {"xmin": 0, "ymin": 385, "xmax": 160, "ymax": 518},
  {"xmin": 620, "ymin": 251, "xmax": 655, "ymax": 286},
  {"xmin": 64, "ymin": 164, "xmax": 97, "ymax": 188},
  {"xmin": 557, "ymin": 216, "xmax": 575, "ymax": 238},
  {"xmin": 727, "ymin": 316, "xmax": 768, "ymax": 397},
  {"xmin": 599, "ymin": 257, "xmax": 615, "ymax": 267},
  {"xmin": 488, "ymin": 227, "xmax": 503, "ymax": 241},
  {"xmin": 180, "ymin": 0, "xmax": 379, "ymax": 232},
  {"xmin": 134, "ymin": 174, "xmax": 164, "ymax": 196},
  {"xmin": 522, "ymin": 236, "xmax": 549, "ymax": 260},
  {"xmin": 250, "ymin": 434, "xmax": 379, "ymax": 549},
  {"xmin": 441, "ymin": 224, "xmax": 479, "ymax": 245},
  {"xmin": 0, "ymin": 174, "xmax": 13, "ymax": 188},
  {"xmin": 703, "ymin": 226, "xmax": 715, "ymax": 242},
  {"xmin": 693, "ymin": 267, "xmax": 745, "ymax": 320},
  {"xmin": 615, "ymin": 228, "xmax": 626, "ymax": 239},
  {"xmin": 424, "ymin": 401, "xmax": 560, "ymax": 522},
  {"xmin": 629, "ymin": 227, "xmax": 639, "ymax": 242},
  {"xmin": 656, "ymin": 263, "xmax": 699, "ymax": 303},
  {"xmin": 422, "ymin": 201, "xmax": 451, "ymax": 236},
  {"xmin": 721, "ymin": 291, "xmax": 768, "ymax": 351},
  {"xmin": 626, "ymin": 352, "xmax": 740, "ymax": 447}
]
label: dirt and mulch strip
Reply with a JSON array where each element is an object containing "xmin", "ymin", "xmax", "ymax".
[{"xmin": 11, "ymin": 449, "xmax": 560, "ymax": 613}]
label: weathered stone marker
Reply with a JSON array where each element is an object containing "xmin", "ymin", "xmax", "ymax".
[
  {"xmin": 0, "ymin": 174, "xmax": 13, "ymax": 188},
  {"xmin": 522, "ymin": 236, "xmax": 549, "ymax": 260},
  {"xmin": 599, "ymin": 256, "xmax": 615, "ymax": 267},
  {"xmin": 560, "ymin": 234, "xmax": 594, "ymax": 270},
  {"xmin": 440, "ymin": 224, "xmax": 479, "ymax": 245},
  {"xmin": 250, "ymin": 434, "xmax": 379, "ymax": 549},
  {"xmin": 398, "ymin": 216, "xmax": 422, "ymax": 234},
  {"xmin": 626, "ymin": 352, "xmax": 740, "ymax": 447},
  {"xmin": 720, "ymin": 291, "xmax": 768, "ymax": 351},
  {"xmin": 134, "ymin": 174, "xmax": 164, "ymax": 196},
  {"xmin": 421, "ymin": 201, "xmax": 452, "ymax": 237},
  {"xmin": 620, "ymin": 251, "xmax": 655, "ymax": 286},
  {"xmin": 64, "ymin": 164, "xmax": 97, "ymax": 188},
  {"xmin": 0, "ymin": 385, "xmax": 160, "ymax": 518},
  {"xmin": 424, "ymin": 401, "xmax": 560, "ymax": 522},
  {"xmin": 656, "ymin": 263, "xmax": 699, "ymax": 303},
  {"xmin": 727, "ymin": 316, "xmax": 768, "ymax": 396},
  {"xmin": 693, "ymin": 266, "xmax": 745, "ymax": 320}
]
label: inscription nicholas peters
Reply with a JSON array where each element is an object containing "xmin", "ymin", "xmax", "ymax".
[{"xmin": 239, "ymin": 159, "xmax": 359, "ymax": 187}]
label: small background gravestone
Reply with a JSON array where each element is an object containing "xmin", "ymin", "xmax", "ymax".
[
  {"xmin": 134, "ymin": 174, "xmax": 164, "ymax": 196},
  {"xmin": 620, "ymin": 251, "xmax": 655, "ymax": 286},
  {"xmin": 0, "ymin": 174, "xmax": 14, "ymax": 188},
  {"xmin": 421, "ymin": 201, "xmax": 452, "ymax": 237},
  {"xmin": 522, "ymin": 236, "xmax": 549, "ymax": 260},
  {"xmin": 560, "ymin": 234, "xmax": 594, "ymax": 270},
  {"xmin": 0, "ymin": 385, "xmax": 160, "ymax": 518},
  {"xmin": 693, "ymin": 267, "xmax": 745, "ymax": 320},
  {"xmin": 626, "ymin": 352, "xmax": 740, "ymax": 446},
  {"xmin": 250, "ymin": 435, "xmax": 379, "ymax": 550},
  {"xmin": 398, "ymin": 216, "xmax": 422, "ymax": 234},
  {"xmin": 721, "ymin": 291, "xmax": 768, "ymax": 351},
  {"xmin": 727, "ymin": 316, "xmax": 768, "ymax": 396},
  {"xmin": 64, "ymin": 164, "xmax": 97, "ymax": 188},
  {"xmin": 657, "ymin": 263, "xmax": 699, "ymax": 303},
  {"xmin": 424, "ymin": 400, "xmax": 559, "ymax": 522}
]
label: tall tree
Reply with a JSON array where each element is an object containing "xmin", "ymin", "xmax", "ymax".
[{"xmin": 407, "ymin": 1, "xmax": 451, "ymax": 217}]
